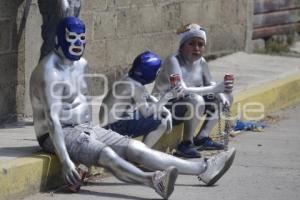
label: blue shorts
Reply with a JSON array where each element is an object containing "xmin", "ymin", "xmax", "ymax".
[{"xmin": 104, "ymin": 111, "xmax": 162, "ymax": 138}]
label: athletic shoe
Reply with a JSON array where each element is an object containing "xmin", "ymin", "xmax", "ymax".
[
  {"xmin": 198, "ymin": 147, "xmax": 236, "ymax": 186},
  {"xmin": 153, "ymin": 166, "xmax": 178, "ymax": 199},
  {"xmin": 174, "ymin": 141, "xmax": 201, "ymax": 158},
  {"xmin": 194, "ymin": 137, "xmax": 225, "ymax": 150}
]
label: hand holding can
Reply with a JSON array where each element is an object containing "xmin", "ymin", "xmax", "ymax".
[
  {"xmin": 68, "ymin": 166, "xmax": 88, "ymax": 192},
  {"xmin": 170, "ymin": 74, "xmax": 180, "ymax": 87},
  {"xmin": 169, "ymin": 74, "xmax": 185, "ymax": 98}
]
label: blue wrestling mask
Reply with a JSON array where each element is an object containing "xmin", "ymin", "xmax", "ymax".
[
  {"xmin": 56, "ymin": 17, "xmax": 86, "ymax": 61},
  {"xmin": 129, "ymin": 51, "xmax": 162, "ymax": 85}
]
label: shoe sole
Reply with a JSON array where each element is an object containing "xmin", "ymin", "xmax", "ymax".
[
  {"xmin": 173, "ymin": 151, "xmax": 201, "ymax": 158},
  {"xmin": 196, "ymin": 146, "xmax": 225, "ymax": 151},
  {"xmin": 164, "ymin": 167, "xmax": 178, "ymax": 199},
  {"xmin": 196, "ymin": 144, "xmax": 225, "ymax": 151},
  {"xmin": 205, "ymin": 148, "xmax": 236, "ymax": 186}
]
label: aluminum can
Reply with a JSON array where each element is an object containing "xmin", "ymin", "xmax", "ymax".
[
  {"xmin": 170, "ymin": 74, "xmax": 180, "ymax": 87},
  {"xmin": 224, "ymin": 74, "xmax": 234, "ymax": 82}
]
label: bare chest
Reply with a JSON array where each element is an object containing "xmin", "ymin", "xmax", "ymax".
[{"xmin": 58, "ymin": 69, "xmax": 88, "ymax": 103}]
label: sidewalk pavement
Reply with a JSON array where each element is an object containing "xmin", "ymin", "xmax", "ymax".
[{"xmin": 1, "ymin": 51, "xmax": 300, "ymax": 200}]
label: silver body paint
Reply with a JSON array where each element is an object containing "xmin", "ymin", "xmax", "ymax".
[
  {"xmin": 30, "ymin": 49, "xmax": 94, "ymax": 185},
  {"xmin": 153, "ymin": 52, "xmax": 233, "ymax": 141},
  {"xmin": 30, "ymin": 51, "xmax": 91, "ymax": 139},
  {"xmin": 99, "ymin": 75, "xmax": 173, "ymax": 147},
  {"xmin": 30, "ymin": 49, "xmax": 209, "ymax": 188},
  {"xmin": 30, "ymin": 49, "xmax": 161, "ymax": 187}
]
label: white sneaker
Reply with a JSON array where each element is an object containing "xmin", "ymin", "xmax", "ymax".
[
  {"xmin": 198, "ymin": 147, "xmax": 236, "ymax": 186},
  {"xmin": 153, "ymin": 166, "xmax": 178, "ymax": 199}
]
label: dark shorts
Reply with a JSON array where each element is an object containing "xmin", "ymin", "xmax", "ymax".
[
  {"xmin": 165, "ymin": 94, "xmax": 218, "ymax": 126},
  {"xmin": 104, "ymin": 111, "xmax": 162, "ymax": 138}
]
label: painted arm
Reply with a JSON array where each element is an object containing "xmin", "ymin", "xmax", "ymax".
[
  {"xmin": 58, "ymin": 0, "xmax": 70, "ymax": 17},
  {"xmin": 166, "ymin": 55, "xmax": 230, "ymax": 95},
  {"xmin": 134, "ymin": 82, "xmax": 181, "ymax": 118},
  {"xmin": 136, "ymin": 91, "xmax": 173, "ymax": 132},
  {"xmin": 41, "ymin": 71, "xmax": 80, "ymax": 186},
  {"xmin": 58, "ymin": 0, "xmax": 81, "ymax": 17}
]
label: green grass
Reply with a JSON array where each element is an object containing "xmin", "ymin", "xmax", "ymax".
[{"xmin": 255, "ymin": 33, "xmax": 296, "ymax": 55}]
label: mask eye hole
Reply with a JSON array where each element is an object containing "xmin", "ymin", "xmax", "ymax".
[
  {"xmin": 68, "ymin": 35, "xmax": 76, "ymax": 40},
  {"xmin": 80, "ymin": 36, "xmax": 86, "ymax": 40}
]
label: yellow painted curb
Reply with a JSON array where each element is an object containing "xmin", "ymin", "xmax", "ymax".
[
  {"xmin": 0, "ymin": 154, "xmax": 63, "ymax": 200},
  {"xmin": 232, "ymin": 73, "xmax": 300, "ymax": 119}
]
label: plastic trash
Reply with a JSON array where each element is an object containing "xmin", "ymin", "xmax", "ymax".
[{"xmin": 233, "ymin": 120, "xmax": 266, "ymax": 132}]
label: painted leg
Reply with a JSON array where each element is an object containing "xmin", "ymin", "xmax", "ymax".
[
  {"xmin": 127, "ymin": 140, "xmax": 206, "ymax": 175},
  {"xmin": 176, "ymin": 94, "xmax": 205, "ymax": 158},
  {"xmin": 143, "ymin": 120, "xmax": 168, "ymax": 148},
  {"xmin": 127, "ymin": 140, "xmax": 236, "ymax": 186},
  {"xmin": 98, "ymin": 147, "xmax": 178, "ymax": 199},
  {"xmin": 194, "ymin": 93, "xmax": 233, "ymax": 150}
]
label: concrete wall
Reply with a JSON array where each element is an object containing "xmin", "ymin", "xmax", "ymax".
[
  {"xmin": 0, "ymin": 0, "xmax": 253, "ymax": 123},
  {"xmin": 0, "ymin": 1, "xmax": 25, "ymax": 124}
]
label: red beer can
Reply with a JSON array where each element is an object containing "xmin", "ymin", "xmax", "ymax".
[
  {"xmin": 170, "ymin": 74, "xmax": 181, "ymax": 87},
  {"xmin": 224, "ymin": 73, "xmax": 234, "ymax": 92},
  {"xmin": 224, "ymin": 73, "xmax": 234, "ymax": 81},
  {"xmin": 68, "ymin": 167, "xmax": 88, "ymax": 192}
]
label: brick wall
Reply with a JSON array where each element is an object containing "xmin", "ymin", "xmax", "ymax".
[{"xmin": 0, "ymin": 0, "xmax": 253, "ymax": 122}]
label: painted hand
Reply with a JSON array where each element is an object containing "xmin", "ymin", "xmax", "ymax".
[
  {"xmin": 224, "ymin": 79, "xmax": 234, "ymax": 93},
  {"xmin": 220, "ymin": 94, "xmax": 231, "ymax": 107},
  {"xmin": 172, "ymin": 83, "xmax": 186, "ymax": 99},
  {"xmin": 63, "ymin": 160, "xmax": 81, "ymax": 186},
  {"xmin": 161, "ymin": 107, "xmax": 172, "ymax": 133}
]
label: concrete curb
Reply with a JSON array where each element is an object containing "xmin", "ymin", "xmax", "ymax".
[
  {"xmin": 1, "ymin": 72, "xmax": 300, "ymax": 200},
  {"xmin": 0, "ymin": 154, "xmax": 63, "ymax": 200},
  {"xmin": 233, "ymin": 73, "xmax": 300, "ymax": 118}
]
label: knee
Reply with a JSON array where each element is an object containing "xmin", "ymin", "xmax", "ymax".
[
  {"xmin": 127, "ymin": 140, "xmax": 149, "ymax": 160},
  {"xmin": 188, "ymin": 94, "xmax": 205, "ymax": 115},
  {"xmin": 98, "ymin": 147, "xmax": 120, "ymax": 167},
  {"xmin": 189, "ymin": 94, "xmax": 205, "ymax": 107}
]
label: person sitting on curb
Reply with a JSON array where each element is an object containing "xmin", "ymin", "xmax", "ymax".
[
  {"xmin": 100, "ymin": 51, "xmax": 181, "ymax": 148},
  {"xmin": 30, "ymin": 17, "xmax": 236, "ymax": 199},
  {"xmin": 152, "ymin": 23, "xmax": 234, "ymax": 158}
]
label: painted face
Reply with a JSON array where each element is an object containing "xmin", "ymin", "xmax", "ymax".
[
  {"xmin": 180, "ymin": 37, "xmax": 205, "ymax": 62},
  {"xmin": 56, "ymin": 17, "xmax": 86, "ymax": 61}
]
